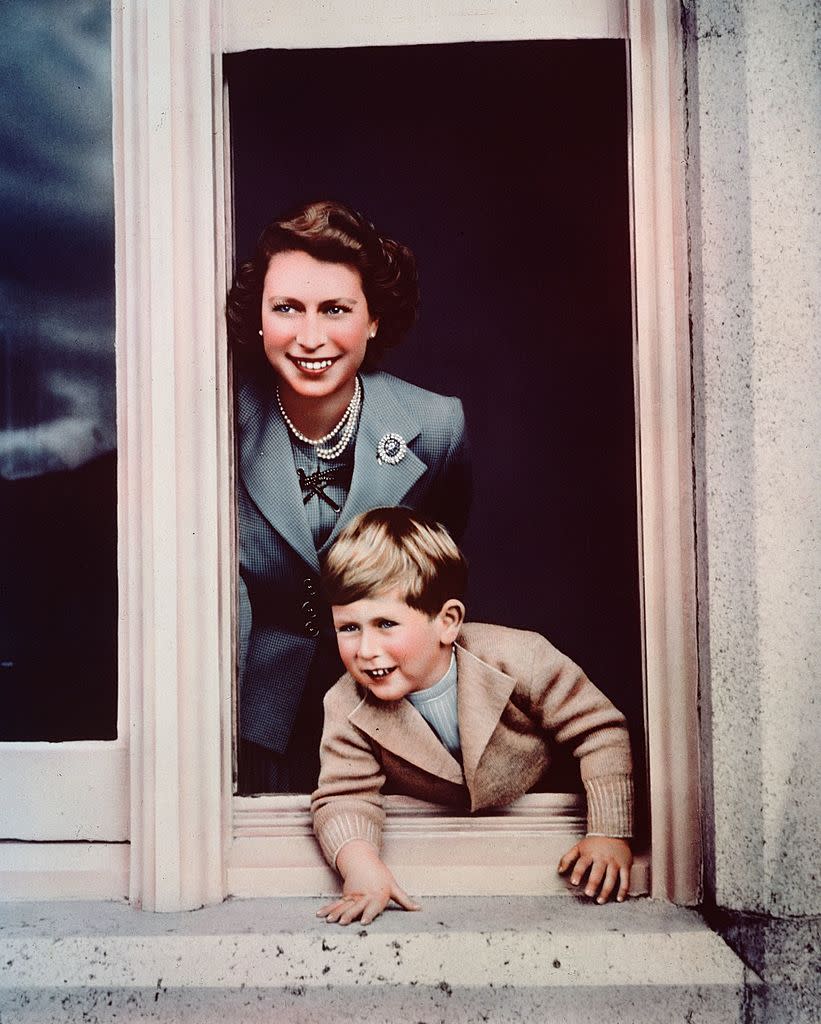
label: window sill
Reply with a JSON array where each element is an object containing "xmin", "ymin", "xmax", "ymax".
[
  {"xmin": 230, "ymin": 792, "xmax": 650, "ymax": 897},
  {"xmin": 0, "ymin": 897, "xmax": 757, "ymax": 1022}
]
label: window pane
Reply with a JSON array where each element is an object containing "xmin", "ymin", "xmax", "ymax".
[{"xmin": 0, "ymin": 0, "xmax": 116, "ymax": 740}]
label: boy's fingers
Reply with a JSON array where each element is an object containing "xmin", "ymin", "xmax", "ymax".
[
  {"xmin": 316, "ymin": 899, "xmax": 345, "ymax": 919},
  {"xmin": 337, "ymin": 896, "xmax": 369, "ymax": 926},
  {"xmin": 596, "ymin": 863, "xmax": 619, "ymax": 904},
  {"xmin": 317, "ymin": 894, "xmax": 366, "ymax": 923},
  {"xmin": 557, "ymin": 845, "xmax": 580, "ymax": 874},
  {"xmin": 584, "ymin": 861, "xmax": 606, "ymax": 898},
  {"xmin": 391, "ymin": 884, "xmax": 421, "ymax": 912},
  {"xmin": 360, "ymin": 897, "xmax": 388, "ymax": 925},
  {"xmin": 617, "ymin": 865, "xmax": 631, "ymax": 903},
  {"xmin": 570, "ymin": 855, "xmax": 592, "ymax": 887}
]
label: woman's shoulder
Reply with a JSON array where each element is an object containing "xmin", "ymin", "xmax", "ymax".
[
  {"xmin": 363, "ymin": 370, "xmax": 464, "ymax": 420},
  {"xmin": 235, "ymin": 370, "xmax": 275, "ymax": 430}
]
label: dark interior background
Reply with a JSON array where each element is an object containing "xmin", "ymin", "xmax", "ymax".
[{"xmin": 226, "ymin": 40, "xmax": 645, "ymax": 834}]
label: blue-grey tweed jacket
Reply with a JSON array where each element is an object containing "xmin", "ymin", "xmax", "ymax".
[{"xmin": 236, "ymin": 369, "xmax": 471, "ymax": 754}]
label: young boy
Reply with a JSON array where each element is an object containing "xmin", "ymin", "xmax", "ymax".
[{"xmin": 312, "ymin": 508, "xmax": 633, "ymax": 926}]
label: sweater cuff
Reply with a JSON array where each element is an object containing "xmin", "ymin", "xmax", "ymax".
[
  {"xmin": 584, "ymin": 774, "xmax": 634, "ymax": 837},
  {"xmin": 315, "ymin": 809, "xmax": 384, "ymax": 867}
]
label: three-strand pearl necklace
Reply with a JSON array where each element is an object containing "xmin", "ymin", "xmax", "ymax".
[{"xmin": 276, "ymin": 376, "xmax": 362, "ymax": 461}]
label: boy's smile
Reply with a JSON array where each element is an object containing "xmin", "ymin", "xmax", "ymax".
[{"xmin": 332, "ymin": 590, "xmax": 463, "ymax": 702}]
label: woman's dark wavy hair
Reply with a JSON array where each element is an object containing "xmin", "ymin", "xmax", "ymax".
[{"xmin": 226, "ymin": 199, "xmax": 420, "ymax": 374}]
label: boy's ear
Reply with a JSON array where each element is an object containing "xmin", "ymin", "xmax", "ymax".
[{"xmin": 437, "ymin": 599, "xmax": 465, "ymax": 643}]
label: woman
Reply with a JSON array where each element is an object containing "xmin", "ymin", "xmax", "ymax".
[{"xmin": 227, "ymin": 200, "xmax": 471, "ymax": 793}]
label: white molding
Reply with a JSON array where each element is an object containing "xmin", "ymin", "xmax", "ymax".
[
  {"xmin": 232, "ymin": 792, "xmax": 586, "ymax": 835},
  {"xmin": 229, "ymin": 794, "xmax": 650, "ymax": 897},
  {"xmin": 0, "ymin": 745, "xmax": 128, "ymax": 841},
  {"xmin": 0, "ymin": 842, "xmax": 128, "ymax": 901},
  {"xmin": 114, "ymin": 0, "xmax": 229, "ymax": 912},
  {"xmin": 626, "ymin": 0, "xmax": 701, "ymax": 904},
  {"xmin": 223, "ymin": 0, "xmax": 628, "ymax": 52}
]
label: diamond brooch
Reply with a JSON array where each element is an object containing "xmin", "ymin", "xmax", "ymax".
[{"xmin": 376, "ymin": 432, "xmax": 407, "ymax": 465}]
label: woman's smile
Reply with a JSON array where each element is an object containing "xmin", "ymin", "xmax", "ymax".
[{"xmin": 287, "ymin": 354, "xmax": 340, "ymax": 374}]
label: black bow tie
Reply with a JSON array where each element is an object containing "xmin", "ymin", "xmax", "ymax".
[{"xmin": 297, "ymin": 466, "xmax": 351, "ymax": 513}]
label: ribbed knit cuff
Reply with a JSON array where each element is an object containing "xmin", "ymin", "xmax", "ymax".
[
  {"xmin": 584, "ymin": 774, "xmax": 634, "ymax": 837},
  {"xmin": 314, "ymin": 808, "xmax": 384, "ymax": 867}
]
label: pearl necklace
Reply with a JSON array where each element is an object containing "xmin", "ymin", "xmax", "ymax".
[{"xmin": 276, "ymin": 376, "xmax": 362, "ymax": 460}]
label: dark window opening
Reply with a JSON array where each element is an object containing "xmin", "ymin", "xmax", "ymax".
[{"xmin": 226, "ymin": 40, "xmax": 645, "ymax": 841}]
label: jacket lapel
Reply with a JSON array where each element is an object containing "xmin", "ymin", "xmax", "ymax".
[
  {"xmin": 454, "ymin": 641, "xmax": 518, "ymax": 797},
  {"xmin": 320, "ymin": 372, "xmax": 428, "ymax": 554},
  {"xmin": 238, "ymin": 379, "xmax": 319, "ymax": 571},
  {"xmin": 347, "ymin": 636, "xmax": 519, "ymax": 794},
  {"xmin": 349, "ymin": 689, "xmax": 465, "ymax": 786}
]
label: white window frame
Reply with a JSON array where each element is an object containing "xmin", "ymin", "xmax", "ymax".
[{"xmin": 0, "ymin": 0, "xmax": 699, "ymax": 911}]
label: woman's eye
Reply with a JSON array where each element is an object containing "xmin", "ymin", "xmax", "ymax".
[
  {"xmin": 325, "ymin": 305, "xmax": 349, "ymax": 316},
  {"xmin": 272, "ymin": 303, "xmax": 294, "ymax": 314}
]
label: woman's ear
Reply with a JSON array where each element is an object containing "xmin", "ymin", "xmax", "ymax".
[
  {"xmin": 368, "ymin": 318, "xmax": 379, "ymax": 340},
  {"xmin": 438, "ymin": 599, "xmax": 466, "ymax": 643}
]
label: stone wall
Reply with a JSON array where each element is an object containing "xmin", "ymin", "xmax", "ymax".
[{"xmin": 684, "ymin": 0, "xmax": 820, "ymax": 1019}]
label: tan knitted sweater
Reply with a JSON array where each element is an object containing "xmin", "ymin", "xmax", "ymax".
[{"xmin": 311, "ymin": 622, "xmax": 633, "ymax": 866}]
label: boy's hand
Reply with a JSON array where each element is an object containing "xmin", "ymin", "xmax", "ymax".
[
  {"xmin": 317, "ymin": 840, "xmax": 420, "ymax": 926},
  {"xmin": 558, "ymin": 836, "xmax": 632, "ymax": 904}
]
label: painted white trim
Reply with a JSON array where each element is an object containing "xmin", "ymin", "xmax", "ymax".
[
  {"xmin": 626, "ymin": 0, "xmax": 701, "ymax": 904},
  {"xmin": 223, "ymin": 0, "xmax": 628, "ymax": 51},
  {"xmin": 114, "ymin": 0, "xmax": 229, "ymax": 912},
  {"xmin": 233, "ymin": 792, "xmax": 585, "ymax": 833},
  {"xmin": 0, "ymin": 745, "xmax": 128, "ymax": 841},
  {"xmin": 228, "ymin": 793, "xmax": 650, "ymax": 897},
  {"xmin": 0, "ymin": 842, "xmax": 128, "ymax": 901}
]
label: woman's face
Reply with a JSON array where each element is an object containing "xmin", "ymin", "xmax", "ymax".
[{"xmin": 260, "ymin": 250, "xmax": 376, "ymax": 404}]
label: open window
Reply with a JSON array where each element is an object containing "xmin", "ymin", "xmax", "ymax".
[
  {"xmin": 220, "ymin": 1, "xmax": 698, "ymax": 903},
  {"xmin": 225, "ymin": 33, "xmax": 649, "ymax": 895}
]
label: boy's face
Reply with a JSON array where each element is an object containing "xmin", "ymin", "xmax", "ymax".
[{"xmin": 332, "ymin": 589, "xmax": 464, "ymax": 702}]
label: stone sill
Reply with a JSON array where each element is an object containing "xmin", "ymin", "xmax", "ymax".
[
  {"xmin": 0, "ymin": 895, "xmax": 753, "ymax": 987},
  {"xmin": 0, "ymin": 897, "xmax": 759, "ymax": 1023}
]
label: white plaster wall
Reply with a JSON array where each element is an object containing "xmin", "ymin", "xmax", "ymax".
[{"xmin": 688, "ymin": 0, "xmax": 820, "ymax": 917}]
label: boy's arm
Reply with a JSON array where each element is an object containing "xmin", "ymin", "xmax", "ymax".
[
  {"xmin": 311, "ymin": 685, "xmax": 419, "ymax": 924},
  {"xmin": 316, "ymin": 840, "xmax": 420, "ymax": 926},
  {"xmin": 311, "ymin": 685, "xmax": 387, "ymax": 866},
  {"xmin": 520, "ymin": 633, "xmax": 634, "ymax": 900},
  {"xmin": 524, "ymin": 633, "xmax": 634, "ymax": 839}
]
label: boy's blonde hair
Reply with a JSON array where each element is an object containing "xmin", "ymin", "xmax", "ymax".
[{"xmin": 322, "ymin": 507, "xmax": 467, "ymax": 617}]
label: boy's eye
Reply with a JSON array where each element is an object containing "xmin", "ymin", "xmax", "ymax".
[
  {"xmin": 336, "ymin": 623, "xmax": 359, "ymax": 633},
  {"xmin": 377, "ymin": 619, "xmax": 398, "ymax": 629}
]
